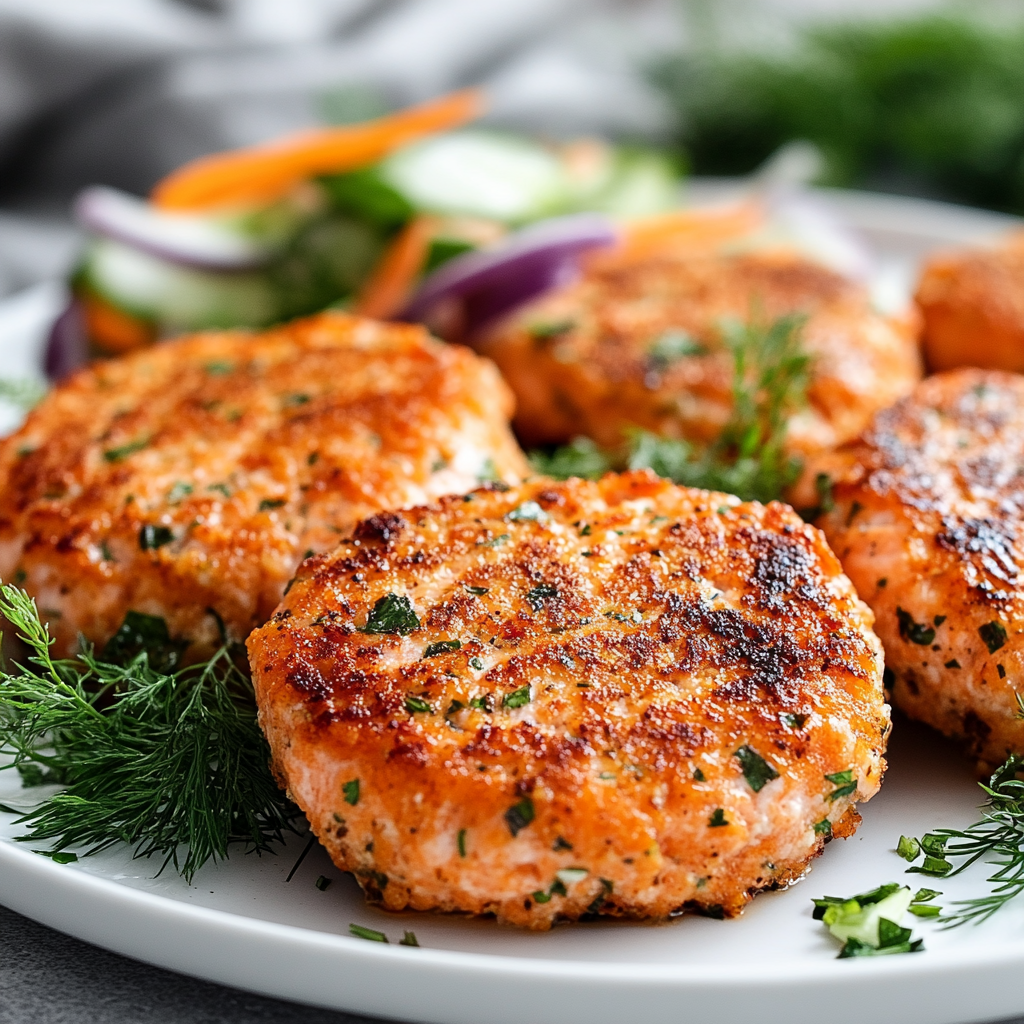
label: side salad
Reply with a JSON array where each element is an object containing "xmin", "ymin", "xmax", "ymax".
[{"xmin": 63, "ymin": 89, "xmax": 682, "ymax": 365}]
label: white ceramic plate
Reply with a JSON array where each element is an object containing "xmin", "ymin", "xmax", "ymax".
[{"xmin": 2, "ymin": 191, "xmax": 1024, "ymax": 1024}]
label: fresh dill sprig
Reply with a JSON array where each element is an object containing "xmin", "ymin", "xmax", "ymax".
[
  {"xmin": 0, "ymin": 378, "xmax": 46, "ymax": 411},
  {"xmin": 898, "ymin": 749, "xmax": 1024, "ymax": 928},
  {"xmin": 529, "ymin": 312, "xmax": 809, "ymax": 503},
  {"xmin": 0, "ymin": 583, "xmax": 298, "ymax": 881}
]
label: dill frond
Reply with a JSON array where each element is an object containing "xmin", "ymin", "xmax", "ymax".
[
  {"xmin": 0, "ymin": 583, "xmax": 298, "ymax": 882},
  {"xmin": 530, "ymin": 312, "xmax": 809, "ymax": 503},
  {"xmin": 900, "ymin": 753, "xmax": 1024, "ymax": 928}
]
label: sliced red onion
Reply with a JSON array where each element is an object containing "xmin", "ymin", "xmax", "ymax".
[
  {"xmin": 44, "ymin": 298, "xmax": 89, "ymax": 381},
  {"xmin": 74, "ymin": 186, "xmax": 271, "ymax": 271},
  {"xmin": 401, "ymin": 213, "xmax": 620, "ymax": 337}
]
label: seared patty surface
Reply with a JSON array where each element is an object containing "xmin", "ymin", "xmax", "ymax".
[
  {"xmin": 809, "ymin": 369, "xmax": 1024, "ymax": 768},
  {"xmin": 0, "ymin": 311, "xmax": 527, "ymax": 656},
  {"xmin": 248, "ymin": 471, "xmax": 887, "ymax": 928},
  {"xmin": 479, "ymin": 250, "xmax": 921, "ymax": 456}
]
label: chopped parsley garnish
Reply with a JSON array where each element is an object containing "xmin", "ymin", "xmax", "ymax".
[
  {"xmin": 207, "ymin": 483, "xmax": 231, "ymax": 498},
  {"xmin": 405, "ymin": 695, "xmax": 433, "ymax": 714},
  {"xmin": 532, "ymin": 890, "xmax": 552, "ymax": 904},
  {"xmin": 734, "ymin": 745, "xmax": 779, "ymax": 792},
  {"xmin": 314, "ymin": 875, "xmax": 331, "ymax": 891},
  {"xmin": 825, "ymin": 769, "xmax": 857, "ymax": 801},
  {"xmin": 708, "ymin": 808, "xmax": 728, "ymax": 827},
  {"xmin": 896, "ymin": 835, "xmax": 921, "ymax": 862},
  {"xmin": 481, "ymin": 533, "xmax": 510, "ymax": 548},
  {"xmin": 693, "ymin": 768, "xmax": 706, "ymax": 782},
  {"xmin": 506, "ymin": 501, "xmax": 548, "ymax": 523},
  {"xmin": 399, "ymin": 930, "xmax": 420, "ymax": 947},
  {"xmin": 525, "ymin": 583, "xmax": 558, "ymax": 610},
  {"xmin": 896, "ymin": 607, "xmax": 935, "ymax": 646},
  {"xmin": 814, "ymin": 819, "xmax": 833, "ymax": 838},
  {"xmin": 343, "ymin": 779, "xmax": 360, "ymax": 806},
  {"xmin": 361, "ymin": 593, "xmax": 420, "ymax": 634},
  {"xmin": 103, "ymin": 437, "xmax": 149, "ymax": 463},
  {"xmin": 503, "ymin": 685, "xmax": 531, "ymax": 709},
  {"xmin": 469, "ymin": 695, "xmax": 492, "ymax": 712},
  {"xmin": 979, "ymin": 620, "xmax": 1008, "ymax": 654},
  {"xmin": 782, "ymin": 712, "xmax": 808, "ymax": 730},
  {"xmin": 284, "ymin": 393, "xmax": 310, "ymax": 407},
  {"xmin": 647, "ymin": 328, "xmax": 706, "ymax": 368},
  {"xmin": 529, "ymin": 319, "xmax": 576, "ymax": 340},
  {"xmin": 35, "ymin": 850, "xmax": 79, "ymax": 864},
  {"xmin": 258, "ymin": 498, "xmax": 286, "ymax": 511},
  {"xmin": 469, "ymin": 657, "xmax": 484, "ymax": 671},
  {"xmin": 457, "ymin": 828, "xmax": 467, "ymax": 857},
  {"xmin": 813, "ymin": 883, "xmax": 926, "ymax": 958},
  {"xmin": 505, "ymin": 797, "xmax": 535, "ymax": 837},
  {"xmin": 423, "ymin": 640, "xmax": 461, "ymax": 658},
  {"xmin": 138, "ymin": 524, "xmax": 174, "ymax": 551},
  {"xmin": 349, "ymin": 924, "xmax": 388, "ymax": 943},
  {"xmin": 586, "ymin": 878, "xmax": 614, "ymax": 915},
  {"xmin": 464, "ymin": 585, "xmax": 489, "ymax": 595},
  {"xmin": 166, "ymin": 481, "xmax": 193, "ymax": 504}
]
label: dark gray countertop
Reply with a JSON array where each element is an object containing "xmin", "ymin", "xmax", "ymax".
[{"xmin": 0, "ymin": 904, "xmax": 379, "ymax": 1024}]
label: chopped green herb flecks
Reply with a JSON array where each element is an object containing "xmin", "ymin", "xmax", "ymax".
[
  {"xmin": 258, "ymin": 498, "xmax": 286, "ymax": 511},
  {"xmin": 103, "ymin": 437, "xmax": 149, "ymax": 463},
  {"xmin": 530, "ymin": 319, "xmax": 575, "ymax": 340},
  {"xmin": 708, "ymin": 808, "xmax": 728, "ymax": 827},
  {"xmin": 782, "ymin": 712, "xmax": 808, "ymax": 730},
  {"xmin": 693, "ymin": 767, "xmax": 706, "ymax": 782},
  {"xmin": 399, "ymin": 930, "xmax": 420, "ymax": 947},
  {"xmin": 532, "ymin": 890, "xmax": 551, "ymax": 904},
  {"xmin": 813, "ymin": 883, "xmax": 924, "ymax": 958},
  {"xmin": 469, "ymin": 657, "xmax": 484, "ymax": 671},
  {"xmin": 315, "ymin": 875, "xmax": 331, "ymax": 891},
  {"xmin": 553, "ymin": 835, "xmax": 573, "ymax": 851},
  {"xmin": 896, "ymin": 607, "xmax": 935, "ymax": 646},
  {"xmin": 423, "ymin": 640, "xmax": 461, "ymax": 658},
  {"xmin": 814, "ymin": 818, "xmax": 833, "ymax": 838},
  {"xmin": 464, "ymin": 585, "xmax": 489, "ymax": 595},
  {"xmin": 361, "ymin": 593, "xmax": 419, "ymax": 634},
  {"xmin": 734, "ymin": 745, "xmax": 779, "ymax": 792},
  {"xmin": 343, "ymin": 779, "xmax": 360, "ymax": 806},
  {"xmin": 349, "ymin": 923, "xmax": 388, "ymax": 943},
  {"xmin": 586, "ymin": 878, "xmax": 614, "ymax": 915},
  {"xmin": 166, "ymin": 481, "xmax": 193, "ymax": 504},
  {"xmin": 503, "ymin": 686, "xmax": 531, "ymax": 710},
  {"xmin": 481, "ymin": 533, "xmax": 510, "ymax": 548},
  {"xmin": 825, "ymin": 769, "xmax": 857, "ymax": 801},
  {"xmin": 405, "ymin": 695, "xmax": 433, "ymax": 714},
  {"xmin": 139, "ymin": 524, "xmax": 174, "ymax": 551},
  {"xmin": 204, "ymin": 360, "xmax": 233, "ymax": 375},
  {"xmin": 647, "ymin": 328, "xmax": 706, "ymax": 367},
  {"xmin": 507, "ymin": 501, "xmax": 548, "ymax": 523},
  {"xmin": 457, "ymin": 828, "xmax": 467, "ymax": 857},
  {"xmin": 979, "ymin": 621, "xmax": 1008, "ymax": 654},
  {"xmin": 207, "ymin": 483, "xmax": 231, "ymax": 498},
  {"xmin": 35, "ymin": 850, "xmax": 79, "ymax": 864},
  {"xmin": 897, "ymin": 835, "xmax": 921, "ymax": 862},
  {"xmin": 477, "ymin": 457, "xmax": 499, "ymax": 483},
  {"xmin": 505, "ymin": 797, "xmax": 535, "ymax": 837},
  {"xmin": 525, "ymin": 583, "xmax": 558, "ymax": 610}
]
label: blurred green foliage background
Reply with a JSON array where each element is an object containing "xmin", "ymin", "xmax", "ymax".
[{"xmin": 654, "ymin": 8, "xmax": 1024, "ymax": 213}]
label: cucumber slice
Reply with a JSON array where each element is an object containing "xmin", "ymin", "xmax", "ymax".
[
  {"xmin": 82, "ymin": 238, "xmax": 279, "ymax": 332},
  {"xmin": 381, "ymin": 132, "xmax": 570, "ymax": 223}
]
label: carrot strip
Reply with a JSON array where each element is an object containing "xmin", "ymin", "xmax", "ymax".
[
  {"xmin": 80, "ymin": 292, "xmax": 157, "ymax": 355},
  {"xmin": 353, "ymin": 216, "xmax": 436, "ymax": 321},
  {"xmin": 151, "ymin": 89, "xmax": 485, "ymax": 213}
]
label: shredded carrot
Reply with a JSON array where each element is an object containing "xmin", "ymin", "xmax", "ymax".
[
  {"xmin": 152, "ymin": 89, "xmax": 486, "ymax": 213},
  {"xmin": 80, "ymin": 292, "xmax": 157, "ymax": 355},
  {"xmin": 353, "ymin": 216, "xmax": 436, "ymax": 321}
]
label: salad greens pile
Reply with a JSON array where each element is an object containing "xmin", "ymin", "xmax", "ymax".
[
  {"xmin": 654, "ymin": 9, "xmax": 1024, "ymax": 214},
  {"xmin": 530, "ymin": 312, "xmax": 809, "ymax": 504}
]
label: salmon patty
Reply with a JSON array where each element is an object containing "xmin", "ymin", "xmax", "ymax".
[
  {"xmin": 917, "ymin": 235, "xmax": 1024, "ymax": 374},
  {"xmin": 478, "ymin": 250, "xmax": 921, "ymax": 456},
  {"xmin": 808, "ymin": 369, "xmax": 1024, "ymax": 768},
  {"xmin": 0, "ymin": 311, "xmax": 527, "ymax": 657},
  {"xmin": 248, "ymin": 471, "xmax": 887, "ymax": 929}
]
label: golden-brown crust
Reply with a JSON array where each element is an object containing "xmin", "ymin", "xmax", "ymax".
[
  {"xmin": 917, "ymin": 236, "xmax": 1024, "ymax": 374},
  {"xmin": 0, "ymin": 311, "xmax": 527, "ymax": 656},
  {"xmin": 479, "ymin": 250, "xmax": 922, "ymax": 455},
  {"xmin": 248, "ymin": 471, "xmax": 888, "ymax": 929},
  {"xmin": 809, "ymin": 369, "xmax": 1024, "ymax": 768}
]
